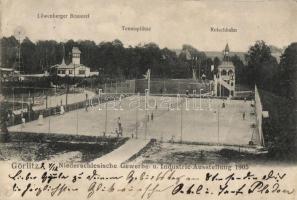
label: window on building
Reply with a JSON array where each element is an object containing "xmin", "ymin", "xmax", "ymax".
[
  {"xmin": 221, "ymin": 70, "xmax": 227, "ymax": 76},
  {"xmin": 58, "ymin": 70, "xmax": 64, "ymax": 74},
  {"xmin": 69, "ymin": 70, "xmax": 73, "ymax": 74},
  {"xmin": 79, "ymin": 70, "xmax": 85, "ymax": 75}
]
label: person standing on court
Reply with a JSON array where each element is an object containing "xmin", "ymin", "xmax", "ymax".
[{"xmin": 222, "ymin": 100, "xmax": 225, "ymax": 108}]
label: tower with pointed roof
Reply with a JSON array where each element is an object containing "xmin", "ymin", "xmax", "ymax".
[
  {"xmin": 223, "ymin": 43, "xmax": 230, "ymax": 61},
  {"xmin": 214, "ymin": 43, "xmax": 236, "ymax": 97}
]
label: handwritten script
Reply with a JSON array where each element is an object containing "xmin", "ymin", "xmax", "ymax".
[{"xmin": 6, "ymin": 162, "xmax": 295, "ymax": 199}]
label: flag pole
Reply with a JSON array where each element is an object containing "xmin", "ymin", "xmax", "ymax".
[{"xmin": 148, "ymin": 68, "xmax": 150, "ymax": 96}]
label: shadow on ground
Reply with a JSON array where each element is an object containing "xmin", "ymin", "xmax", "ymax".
[{"xmin": 0, "ymin": 132, "xmax": 128, "ymax": 162}]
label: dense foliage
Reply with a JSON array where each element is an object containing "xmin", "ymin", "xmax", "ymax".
[
  {"xmin": 1, "ymin": 36, "xmax": 215, "ymax": 80},
  {"xmin": 243, "ymin": 41, "xmax": 297, "ymax": 160}
]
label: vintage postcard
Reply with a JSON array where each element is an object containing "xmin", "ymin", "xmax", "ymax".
[{"xmin": 0, "ymin": 0, "xmax": 297, "ymax": 199}]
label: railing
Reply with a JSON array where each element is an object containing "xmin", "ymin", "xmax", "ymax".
[
  {"xmin": 5, "ymin": 93, "xmax": 131, "ymax": 127},
  {"xmin": 218, "ymin": 79, "xmax": 232, "ymax": 90},
  {"xmin": 255, "ymin": 85, "xmax": 265, "ymax": 147}
]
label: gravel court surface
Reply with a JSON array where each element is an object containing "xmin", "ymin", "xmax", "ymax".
[{"xmin": 8, "ymin": 95, "xmax": 258, "ymax": 146}]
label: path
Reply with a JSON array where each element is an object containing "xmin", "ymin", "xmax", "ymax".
[
  {"xmin": 93, "ymin": 139, "xmax": 150, "ymax": 164},
  {"xmin": 10, "ymin": 90, "xmax": 96, "ymax": 115}
]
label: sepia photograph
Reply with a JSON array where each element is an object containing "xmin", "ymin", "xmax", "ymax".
[{"xmin": 0, "ymin": 0, "xmax": 297, "ymax": 199}]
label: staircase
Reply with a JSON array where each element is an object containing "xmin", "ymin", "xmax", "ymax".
[{"xmin": 218, "ymin": 79, "xmax": 233, "ymax": 91}]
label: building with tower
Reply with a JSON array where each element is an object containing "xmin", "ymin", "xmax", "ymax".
[
  {"xmin": 214, "ymin": 44, "xmax": 236, "ymax": 97},
  {"xmin": 51, "ymin": 47, "xmax": 98, "ymax": 77}
]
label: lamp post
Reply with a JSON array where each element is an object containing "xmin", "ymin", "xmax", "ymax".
[
  {"xmin": 12, "ymin": 87, "xmax": 15, "ymax": 125},
  {"xmin": 76, "ymin": 100, "xmax": 79, "ymax": 135},
  {"xmin": 200, "ymin": 89, "xmax": 203, "ymax": 110},
  {"xmin": 198, "ymin": 59, "xmax": 201, "ymax": 81},
  {"xmin": 98, "ymin": 89, "xmax": 102, "ymax": 106},
  {"xmin": 135, "ymin": 104, "xmax": 138, "ymax": 139},
  {"xmin": 28, "ymin": 90, "xmax": 31, "ymax": 122},
  {"xmin": 104, "ymin": 102, "xmax": 108, "ymax": 135},
  {"xmin": 135, "ymin": 92, "xmax": 141, "ymax": 139},
  {"xmin": 192, "ymin": 56, "xmax": 198, "ymax": 80},
  {"xmin": 48, "ymin": 95, "xmax": 51, "ymax": 134},
  {"xmin": 193, "ymin": 89, "xmax": 197, "ymax": 109},
  {"xmin": 217, "ymin": 104, "xmax": 220, "ymax": 145},
  {"xmin": 147, "ymin": 69, "xmax": 151, "ymax": 96},
  {"xmin": 180, "ymin": 96, "xmax": 183, "ymax": 143},
  {"xmin": 116, "ymin": 81, "xmax": 118, "ymax": 94},
  {"xmin": 144, "ymin": 89, "xmax": 149, "ymax": 140}
]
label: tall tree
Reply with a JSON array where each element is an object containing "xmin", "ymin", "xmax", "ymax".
[
  {"xmin": 231, "ymin": 55, "xmax": 245, "ymax": 84},
  {"xmin": 21, "ymin": 37, "xmax": 37, "ymax": 73},
  {"xmin": 245, "ymin": 40, "xmax": 278, "ymax": 91},
  {"xmin": 213, "ymin": 57, "xmax": 221, "ymax": 75},
  {"xmin": 279, "ymin": 42, "xmax": 297, "ymax": 100},
  {"xmin": 0, "ymin": 36, "xmax": 19, "ymax": 69}
]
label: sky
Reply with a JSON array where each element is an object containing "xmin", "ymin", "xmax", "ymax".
[{"xmin": 1, "ymin": 0, "xmax": 297, "ymax": 52}]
